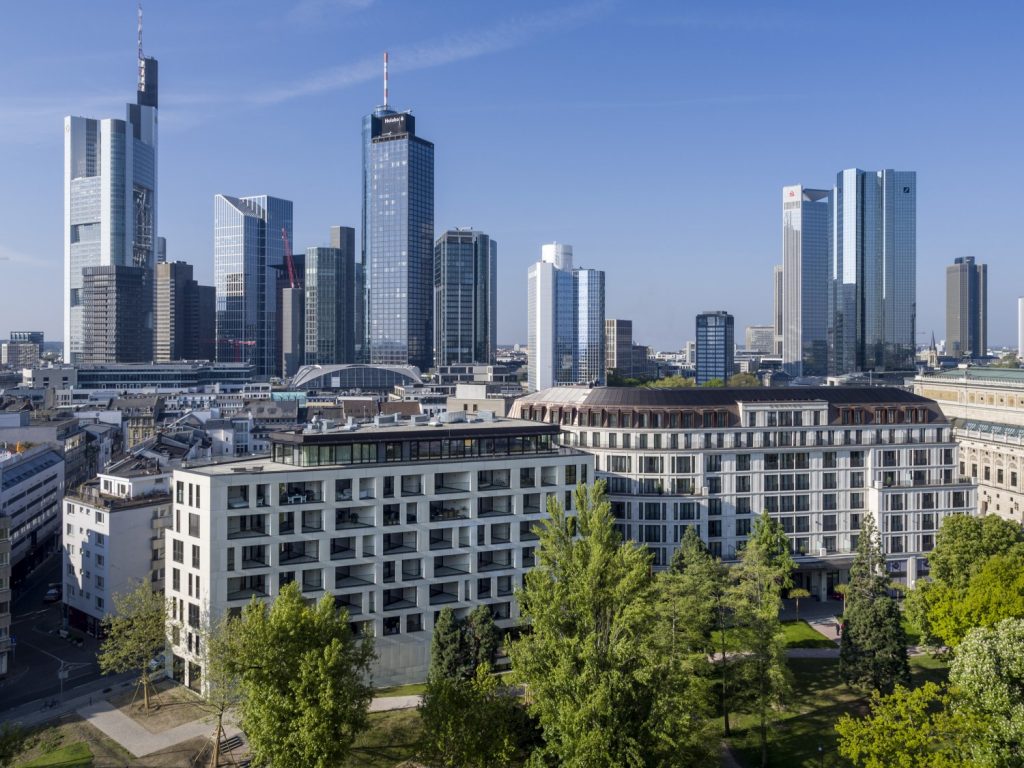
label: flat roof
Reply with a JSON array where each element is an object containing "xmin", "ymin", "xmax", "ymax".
[
  {"xmin": 270, "ymin": 417, "xmax": 558, "ymax": 446},
  {"xmin": 920, "ymin": 368, "xmax": 1024, "ymax": 384},
  {"xmin": 517, "ymin": 386, "xmax": 934, "ymax": 409}
]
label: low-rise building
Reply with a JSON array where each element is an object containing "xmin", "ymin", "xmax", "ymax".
[
  {"xmin": 512, "ymin": 387, "xmax": 976, "ymax": 596},
  {"xmin": 62, "ymin": 457, "xmax": 172, "ymax": 635},
  {"xmin": 0, "ymin": 446, "xmax": 64, "ymax": 581},
  {"xmin": 166, "ymin": 412, "xmax": 590, "ymax": 688}
]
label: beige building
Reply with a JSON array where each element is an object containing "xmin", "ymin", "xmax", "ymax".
[{"xmin": 913, "ymin": 367, "xmax": 1024, "ymax": 523}]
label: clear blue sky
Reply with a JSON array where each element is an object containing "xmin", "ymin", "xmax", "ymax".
[{"xmin": 1, "ymin": 0, "xmax": 1023, "ymax": 350}]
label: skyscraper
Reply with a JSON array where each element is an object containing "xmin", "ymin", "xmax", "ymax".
[
  {"xmin": 830, "ymin": 169, "xmax": 916, "ymax": 373},
  {"xmin": 433, "ymin": 229, "xmax": 497, "ymax": 366},
  {"xmin": 154, "ymin": 261, "xmax": 215, "ymax": 362},
  {"xmin": 64, "ymin": 16, "xmax": 158, "ymax": 363},
  {"xmin": 695, "ymin": 311, "xmax": 734, "ymax": 385},
  {"xmin": 772, "ymin": 265, "xmax": 784, "ymax": 355},
  {"xmin": 605, "ymin": 319, "xmax": 633, "ymax": 377},
  {"xmin": 305, "ymin": 226, "xmax": 357, "ymax": 366},
  {"xmin": 81, "ymin": 265, "xmax": 152, "ymax": 363},
  {"xmin": 362, "ymin": 57, "xmax": 435, "ymax": 371},
  {"xmin": 213, "ymin": 195, "xmax": 293, "ymax": 378},
  {"xmin": 527, "ymin": 243, "xmax": 605, "ymax": 391},
  {"xmin": 782, "ymin": 185, "xmax": 831, "ymax": 376},
  {"xmin": 745, "ymin": 325, "xmax": 775, "ymax": 355},
  {"xmin": 945, "ymin": 256, "xmax": 987, "ymax": 359}
]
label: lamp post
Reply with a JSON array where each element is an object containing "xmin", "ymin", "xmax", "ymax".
[{"xmin": 818, "ymin": 742, "xmax": 824, "ymax": 768}]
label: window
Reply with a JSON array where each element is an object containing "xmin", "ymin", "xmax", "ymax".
[
  {"xmin": 850, "ymin": 451, "xmax": 865, "ymax": 468},
  {"xmin": 822, "ymin": 535, "xmax": 837, "ymax": 553},
  {"xmin": 95, "ymin": 533, "xmax": 104, "ymax": 547},
  {"xmin": 823, "ymin": 452, "xmax": 837, "ymax": 468},
  {"xmin": 850, "ymin": 472, "xmax": 864, "ymax": 489},
  {"xmin": 850, "ymin": 492, "xmax": 864, "ymax": 509},
  {"xmin": 96, "ymin": 597, "xmax": 104, "ymax": 610},
  {"xmin": 736, "ymin": 454, "xmax": 751, "ymax": 471},
  {"xmin": 736, "ymin": 518, "xmax": 751, "ymax": 537},
  {"xmin": 188, "ymin": 513, "xmax": 200, "ymax": 538},
  {"xmin": 708, "ymin": 520, "xmax": 722, "ymax": 537},
  {"xmin": 823, "ymin": 494, "xmax": 837, "ymax": 511},
  {"xmin": 191, "ymin": 545, "xmax": 201, "ymax": 569},
  {"xmin": 736, "ymin": 476, "xmax": 751, "ymax": 493},
  {"xmin": 823, "ymin": 473, "xmax": 837, "ymax": 490},
  {"xmin": 95, "ymin": 511, "xmax": 104, "ymax": 524},
  {"xmin": 172, "ymin": 569, "xmax": 180, "ymax": 591},
  {"xmin": 736, "ymin": 497, "xmax": 752, "ymax": 514},
  {"xmin": 172, "ymin": 539, "xmax": 183, "ymax": 564},
  {"xmin": 822, "ymin": 514, "xmax": 837, "ymax": 532},
  {"xmin": 176, "ymin": 481, "xmax": 184, "ymax": 504},
  {"xmin": 188, "ymin": 603, "xmax": 200, "ymax": 629}
]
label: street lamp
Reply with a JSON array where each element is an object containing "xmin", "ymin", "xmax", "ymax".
[{"xmin": 818, "ymin": 742, "xmax": 824, "ymax": 768}]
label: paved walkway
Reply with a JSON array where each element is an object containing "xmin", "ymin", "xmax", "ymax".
[
  {"xmin": 369, "ymin": 694, "xmax": 422, "ymax": 712},
  {"xmin": 75, "ymin": 700, "xmax": 239, "ymax": 758}
]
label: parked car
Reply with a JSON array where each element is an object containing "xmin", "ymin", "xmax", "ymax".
[{"xmin": 43, "ymin": 587, "xmax": 61, "ymax": 603}]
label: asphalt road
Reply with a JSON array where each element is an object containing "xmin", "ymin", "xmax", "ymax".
[{"xmin": 0, "ymin": 552, "xmax": 116, "ymax": 713}]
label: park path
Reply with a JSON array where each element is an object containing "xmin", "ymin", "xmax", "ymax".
[{"xmin": 369, "ymin": 694, "xmax": 422, "ymax": 712}]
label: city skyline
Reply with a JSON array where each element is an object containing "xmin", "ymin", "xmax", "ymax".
[{"xmin": 4, "ymin": 1, "xmax": 1024, "ymax": 349}]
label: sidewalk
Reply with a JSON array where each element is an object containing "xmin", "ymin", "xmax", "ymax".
[
  {"xmin": 0, "ymin": 672, "xmax": 135, "ymax": 729},
  {"xmin": 76, "ymin": 700, "xmax": 240, "ymax": 758},
  {"xmin": 369, "ymin": 694, "xmax": 421, "ymax": 712}
]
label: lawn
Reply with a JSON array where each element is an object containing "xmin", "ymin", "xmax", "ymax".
[
  {"xmin": 17, "ymin": 741, "xmax": 92, "ymax": 767},
  {"xmin": 714, "ymin": 620, "xmax": 835, "ymax": 651},
  {"xmin": 726, "ymin": 653, "xmax": 950, "ymax": 767},
  {"xmin": 344, "ymin": 708, "xmax": 425, "ymax": 768},
  {"xmin": 901, "ymin": 616, "xmax": 923, "ymax": 645},
  {"xmin": 374, "ymin": 681, "xmax": 427, "ymax": 697}
]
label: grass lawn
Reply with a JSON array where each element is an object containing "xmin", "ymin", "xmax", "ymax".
[
  {"xmin": 344, "ymin": 708, "xmax": 425, "ymax": 768},
  {"xmin": 781, "ymin": 620, "xmax": 837, "ymax": 648},
  {"xmin": 18, "ymin": 741, "xmax": 92, "ymax": 767},
  {"xmin": 374, "ymin": 681, "xmax": 427, "ymax": 697},
  {"xmin": 726, "ymin": 653, "xmax": 950, "ymax": 767},
  {"xmin": 901, "ymin": 616, "xmax": 923, "ymax": 645}
]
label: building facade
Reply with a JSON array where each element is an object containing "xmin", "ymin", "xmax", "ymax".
[
  {"xmin": 512, "ymin": 387, "xmax": 976, "ymax": 595},
  {"xmin": 605, "ymin": 319, "xmax": 633, "ymax": 378},
  {"xmin": 913, "ymin": 367, "xmax": 1024, "ymax": 523},
  {"xmin": 305, "ymin": 227, "xmax": 357, "ymax": 368},
  {"xmin": 63, "ymin": 457, "xmax": 172, "ymax": 635},
  {"xmin": 433, "ymin": 230, "xmax": 497, "ymax": 366},
  {"xmin": 165, "ymin": 414, "xmax": 589, "ymax": 688},
  {"xmin": 64, "ymin": 46, "xmax": 158, "ymax": 364},
  {"xmin": 773, "ymin": 265, "xmax": 784, "ymax": 356},
  {"xmin": 0, "ymin": 447, "xmax": 65, "ymax": 581},
  {"xmin": 945, "ymin": 257, "xmax": 987, "ymax": 359},
  {"xmin": 0, "ymin": 515, "xmax": 10, "ymax": 676},
  {"xmin": 782, "ymin": 185, "xmax": 831, "ymax": 376},
  {"xmin": 745, "ymin": 325, "xmax": 775, "ymax": 355},
  {"xmin": 154, "ymin": 261, "xmax": 215, "ymax": 362},
  {"xmin": 214, "ymin": 195, "xmax": 293, "ymax": 378},
  {"xmin": 696, "ymin": 311, "xmax": 734, "ymax": 384},
  {"xmin": 80, "ymin": 265, "xmax": 152, "ymax": 364},
  {"xmin": 527, "ymin": 244, "xmax": 606, "ymax": 391},
  {"xmin": 363, "ymin": 107, "xmax": 435, "ymax": 371},
  {"xmin": 830, "ymin": 169, "xmax": 917, "ymax": 374}
]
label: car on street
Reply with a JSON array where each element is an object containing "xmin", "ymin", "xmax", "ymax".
[{"xmin": 43, "ymin": 586, "xmax": 61, "ymax": 603}]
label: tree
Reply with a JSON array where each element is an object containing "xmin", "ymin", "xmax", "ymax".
[
  {"xmin": 728, "ymin": 512, "xmax": 794, "ymax": 768},
  {"xmin": 701, "ymin": 378, "xmax": 726, "ymax": 387},
  {"xmin": 645, "ymin": 375, "xmax": 695, "ymax": 389},
  {"xmin": 231, "ymin": 582, "xmax": 375, "ymax": 768},
  {"xmin": 835, "ymin": 682, "xmax": 979, "ymax": 768},
  {"xmin": 464, "ymin": 604, "xmax": 501, "ymax": 672},
  {"xmin": 928, "ymin": 514, "xmax": 1024, "ymax": 590},
  {"xmin": 840, "ymin": 516, "xmax": 909, "ymax": 694},
  {"xmin": 0, "ymin": 723, "xmax": 32, "ymax": 768},
  {"xmin": 420, "ymin": 663, "xmax": 521, "ymax": 768},
  {"xmin": 509, "ymin": 482, "xmax": 715, "ymax": 767},
  {"xmin": 949, "ymin": 618, "xmax": 1024, "ymax": 765},
  {"xmin": 98, "ymin": 579, "xmax": 167, "ymax": 712},
  {"xmin": 727, "ymin": 372, "xmax": 761, "ymax": 387},
  {"xmin": 198, "ymin": 614, "xmax": 245, "ymax": 768},
  {"xmin": 993, "ymin": 352, "xmax": 1020, "ymax": 368},
  {"xmin": 788, "ymin": 587, "xmax": 811, "ymax": 622},
  {"xmin": 430, "ymin": 607, "xmax": 467, "ymax": 680}
]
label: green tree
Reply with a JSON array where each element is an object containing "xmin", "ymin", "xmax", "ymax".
[
  {"xmin": 0, "ymin": 723, "xmax": 31, "ymax": 768},
  {"xmin": 835, "ymin": 682, "xmax": 979, "ymax": 768},
  {"xmin": 993, "ymin": 352, "xmax": 1020, "ymax": 368},
  {"xmin": 728, "ymin": 512, "xmax": 794, "ymax": 768},
  {"xmin": 840, "ymin": 516, "xmax": 909, "ymax": 694},
  {"xmin": 430, "ymin": 607, "xmax": 467, "ymax": 680},
  {"xmin": 231, "ymin": 582, "xmax": 375, "ymax": 768},
  {"xmin": 464, "ymin": 604, "xmax": 501, "ymax": 672},
  {"xmin": 788, "ymin": 587, "xmax": 811, "ymax": 622},
  {"xmin": 509, "ymin": 482, "xmax": 715, "ymax": 767},
  {"xmin": 928, "ymin": 514, "xmax": 1024, "ymax": 590},
  {"xmin": 98, "ymin": 579, "xmax": 167, "ymax": 712},
  {"xmin": 727, "ymin": 372, "xmax": 761, "ymax": 387},
  {"xmin": 199, "ymin": 614, "xmax": 245, "ymax": 768},
  {"xmin": 420, "ymin": 663, "xmax": 521, "ymax": 768},
  {"xmin": 701, "ymin": 378, "xmax": 726, "ymax": 387},
  {"xmin": 949, "ymin": 618, "xmax": 1024, "ymax": 766},
  {"xmin": 645, "ymin": 374, "xmax": 695, "ymax": 388}
]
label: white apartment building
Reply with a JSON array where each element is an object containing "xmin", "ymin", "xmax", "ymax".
[
  {"xmin": 0, "ymin": 515, "xmax": 11, "ymax": 676},
  {"xmin": 166, "ymin": 413, "xmax": 590, "ymax": 689},
  {"xmin": 512, "ymin": 387, "xmax": 976, "ymax": 597},
  {"xmin": 63, "ymin": 457, "xmax": 172, "ymax": 636},
  {"xmin": 0, "ymin": 446, "xmax": 65, "ymax": 581},
  {"xmin": 913, "ymin": 367, "xmax": 1024, "ymax": 523}
]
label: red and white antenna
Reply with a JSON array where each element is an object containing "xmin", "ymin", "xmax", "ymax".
[{"xmin": 383, "ymin": 51, "xmax": 389, "ymax": 108}]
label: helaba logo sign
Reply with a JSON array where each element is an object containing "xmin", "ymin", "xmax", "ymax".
[{"xmin": 384, "ymin": 116, "xmax": 403, "ymax": 125}]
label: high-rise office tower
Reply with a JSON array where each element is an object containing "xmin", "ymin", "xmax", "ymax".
[
  {"xmin": 362, "ymin": 56, "xmax": 435, "ymax": 371},
  {"xmin": 80, "ymin": 265, "xmax": 152, "ymax": 363},
  {"xmin": 1019, "ymin": 298, "xmax": 1024, "ymax": 359},
  {"xmin": 745, "ymin": 325, "xmax": 775, "ymax": 355},
  {"xmin": 213, "ymin": 195, "xmax": 293, "ymax": 377},
  {"xmin": 773, "ymin": 265, "xmax": 784, "ymax": 355},
  {"xmin": 154, "ymin": 261, "xmax": 215, "ymax": 362},
  {"xmin": 830, "ymin": 169, "xmax": 916, "ymax": 373},
  {"xmin": 64, "ymin": 15, "xmax": 158, "ymax": 363},
  {"xmin": 695, "ymin": 311, "xmax": 734, "ymax": 385},
  {"xmin": 782, "ymin": 185, "xmax": 831, "ymax": 377},
  {"xmin": 433, "ymin": 229, "xmax": 497, "ymax": 366},
  {"xmin": 945, "ymin": 257, "xmax": 987, "ymax": 359},
  {"xmin": 156, "ymin": 236, "xmax": 167, "ymax": 264},
  {"xmin": 305, "ymin": 226, "xmax": 357, "ymax": 367},
  {"xmin": 605, "ymin": 319, "xmax": 633, "ymax": 377},
  {"xmin": 527, "ymin": 243, "xmax": 605, "ymax": 391}
]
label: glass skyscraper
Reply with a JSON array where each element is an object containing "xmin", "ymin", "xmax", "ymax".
[
  {"xmin": 527, "ymin": 243, "xmax": 605, "ymax": 391},
  {"xmin": 213, "ymin": 195, "xmax": 293, "ymax": 378},
  {"xmin": 362, "ymin": 105, "xmax": 435, "ymax": 371},
  {"xmin": 945, "ymin": 256, "xmax": 987, "ymax": 358},
  {"xmin": 696, "ymin": 311, "xmax": 734, "ymax": 385},
  {"xmin": 782, "ymin": 185, "xmax": 831, "ymax": 377},
  {"xmin": 64, "ymin": 44, "xmax": 158, "ymax": 363},
  {"xmin": 830, "ymin": 169, "xmax": 916, "ymax": 373},
  {"xmin": 433, "ymin": 229, "xmax": 497, "ymax": 366},
  {"xmin": 305, "ymin": 226, "xmax": 357, "ymax": 366}
]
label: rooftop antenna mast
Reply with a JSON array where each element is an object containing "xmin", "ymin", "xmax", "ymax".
[
  {"xmin": 383, "ymin": 51, "xmax": 389, "ymax": 108},
  {"xmin": 137, "ymin": 2, "xmax": 143, "ymax": 60}
]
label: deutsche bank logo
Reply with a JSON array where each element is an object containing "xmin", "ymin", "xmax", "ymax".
[{"xmin": 902, "ymin": 186, "xmax": 911, "ymax": 193}]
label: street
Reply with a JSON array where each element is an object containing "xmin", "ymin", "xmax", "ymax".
[{"xmin": 0, "ymin": 553, "xmax": 115, "ymax": 713}]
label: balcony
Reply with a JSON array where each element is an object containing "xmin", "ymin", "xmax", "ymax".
[
  {"xmin": 241, "ymin": 545, "xmax": 269, "ymax": 569},
  {"xmin": 383, "ymin": 587, "xmax": 418, "ymax": 611},
  {"xmin": 383, "ymin": 505, "xmax": 401, "ymax": 527},
  {"xmin": 227, "ymin": 576, "xmax": 266, "ymax": 601},
  {"xmin": 435, "ymin": 471, "xmax": 471, "ymax": 495},
  {"xmin": 429, "ymin": 531, "xmax": 454, "ymax": 551},
  {"xmin": 522, "ymin": 494, "xmax": 542, "ymax": 516},
  {"xmin": 429, "ymin": 582, "xmax": 460, "ymax": 605},
  {"xmin": 496, "ymin": 576, "xmax": 514, "ymax": 596},
  {"xmin": 335, "ymin": 479, "xmax": 353, "ymax": 502},
  {"xmin": 479, "ymin": 497, "xmax": 513, "ymax": 518},
  {"xmin": 279, "ymin": 541, "xmax": 318, "ymax": 565},
  {"xmin": 490, "ymin": 524, "xmax": 511, "ymax": 545},
  {"xmin": 401, "ymin": 476, "xmax": 423, "ymax": 496},
  {"xmin": 519, "ymin": 468, "xmax": 536, "ymax": 488},
  {"xmin": 227, "ymin": 486, "xmax": 250, "ymax": 509},
  {"xmin": 402, "ymin": 560, "xmax": 423, "ymax": 581},
  {"xmin": 430, "ymin": 501, "xmax": 469, "ymax": 522},
  {"xmin": 477, "ymin": 469, "xmax": 510, "ymax": 491},
  {"xmin": 540, "ymin": 468, "xmax": 559, "ymax": 487},
  {"xmin": 335, "ymin": 507, "xmax": 374, "ymax": 530},
  {"xmin": 383, "ymin": 532, "xmax": 417, "ymax": 555},
  {"xmin": 434, "ymin": 553, "xmax": 470, "ymax": 576},
  {"xmin": 335, "ymin": 564, "xmax": 374, "ymax": 588},
  {"xmin": 278, "ymin": 482, "xmax": 323, "ymax": 505},
  {"xmin": 335, "ymin": 594, "xmax": 363, "ymax": 616},
  {"xmin": 227, "ymin": 514, "xmax": 269, "ymax": 539},
  {"xmin": 519, "ymin": 521, "xmax": 539, "ymax": 541},
  {"xmin": 301, "ymin": 569, "xmax": 323, "ymax": 593},
  {"xmin": 477, "ymin": 551, "xmax": 513, "ymax": 572},
  {"xmin": 330, "ymin": 537, "xmax": 356, "ymax": 560},
  {"xmin": 301, "ymin": 510, "xmax": 323, "ymax": 533}
]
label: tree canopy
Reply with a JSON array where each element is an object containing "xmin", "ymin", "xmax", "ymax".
[
  {"xmin": 230, "ymin": 582, "xmax": 375, "ymax": 768},
  {"xmin": 98, "ymin": 580, "xmax": 167, "ymax": 711}
]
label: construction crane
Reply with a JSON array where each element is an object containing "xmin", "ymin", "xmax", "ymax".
[{"xmin": 281, "ymin": 227, "xmax": 299, "ymax": 289}]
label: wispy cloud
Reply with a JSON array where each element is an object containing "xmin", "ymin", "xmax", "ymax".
[
  {"xmin": 0, "ymin": 242, "xmax": 49, "ymax": 267},
  {"xmin": 288, "ymin": 0, "xmax": 376, "ymax": 25},
  {"xmin": 0, "ymin": 91, "xmax": 127, "ymax": 144}
]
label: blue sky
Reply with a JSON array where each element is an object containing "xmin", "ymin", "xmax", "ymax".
[{"xmin": 1, "ymin": 0, "xmax": 1023, "ymax": 350}]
